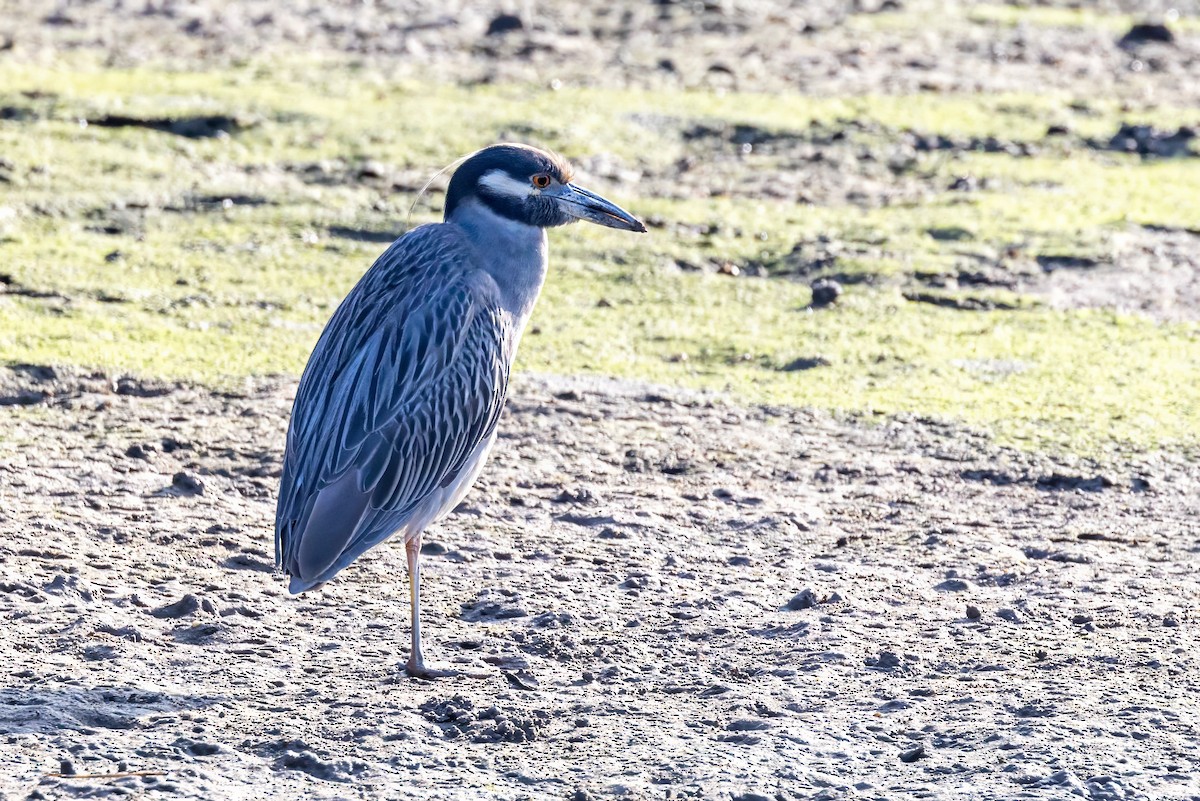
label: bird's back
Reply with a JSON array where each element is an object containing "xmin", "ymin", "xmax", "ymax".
[{"xmin": 275, "ymin": 223, "xmax": 515, "ymax": 592}]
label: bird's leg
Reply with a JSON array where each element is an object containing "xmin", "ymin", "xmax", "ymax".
[{"xmin": 403, "ymin": 534, "xmax": 485, "ymax": 680}]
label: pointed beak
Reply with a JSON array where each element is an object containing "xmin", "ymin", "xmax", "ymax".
[{"xmin": 553, "ymin": 183, "xmax": 647, "ymax": 233}]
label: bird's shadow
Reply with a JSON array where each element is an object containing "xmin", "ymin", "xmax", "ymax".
[{"xmin": 0, "ymin": 685, "xmax": 218, "ymax": 736}]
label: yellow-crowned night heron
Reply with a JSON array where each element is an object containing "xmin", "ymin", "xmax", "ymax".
[{"xmin": 275, "ymin": 144, "xmax": 645, "ymax": 678}]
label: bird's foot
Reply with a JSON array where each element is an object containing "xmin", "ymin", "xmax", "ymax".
[{"xmin": 404, "ymin": 659, "xmax": 489, "ymax": 680}]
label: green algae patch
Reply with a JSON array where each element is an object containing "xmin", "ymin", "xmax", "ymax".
[
  {"xmin": 1, "ymin": 60, "xmax": 1198, "ymax": 459},
  {"xmin": 524, "ymin": 262, "xmax": 1200, "ymax": 458}
]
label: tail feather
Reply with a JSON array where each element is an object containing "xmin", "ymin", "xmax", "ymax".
[{"xmin": 288, "ymin": 574, "xmax": 325, "ymax": 595}]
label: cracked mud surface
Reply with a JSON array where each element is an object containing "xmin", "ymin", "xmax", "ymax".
[{"xmin": 2, "ymin": 368, "xmax": 1198, "ymax": 800}]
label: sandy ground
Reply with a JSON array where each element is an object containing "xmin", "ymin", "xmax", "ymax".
[{"xmin": 1, "ymin": 367, "xmax": 1199, "ymax": 800}]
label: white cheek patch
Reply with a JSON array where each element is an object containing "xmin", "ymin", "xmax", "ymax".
[{"xmin": 479, "ymin": 169, "xmax": 535, "ymax": 200}]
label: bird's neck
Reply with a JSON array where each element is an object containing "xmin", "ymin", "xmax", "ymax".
[{"xmin": 447, "ymin": 199, "xmax": 549, "ymax": 323}]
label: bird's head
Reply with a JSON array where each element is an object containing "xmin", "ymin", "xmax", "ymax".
[{"xmin": 444, "ymin": 143, "xmax": 646, "ymax": 233}]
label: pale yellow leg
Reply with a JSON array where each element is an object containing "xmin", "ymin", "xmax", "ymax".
[{"xmin": 404, "ymin": 534, "xmax": 485, "ymax": 680}]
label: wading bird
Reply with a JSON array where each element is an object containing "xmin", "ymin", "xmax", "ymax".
[{"xmin": 275, "ymin": 144, "xmax": 645, "ymax": 678}]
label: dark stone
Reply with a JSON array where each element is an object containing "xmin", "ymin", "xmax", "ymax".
[
  {"xmin": 1119, "ymin": 22, "xmax": 1174, "ymax": 47},
  {"xmin": 1036, "ymin": 255, "xmax": 1101, "ymax": 271},
  {"xmin": 809, "ymin": 277, "xmax": 843, "ymax": 307},
  {"xmin": 899, "ymin": 744, "xmax": 926, "ymax": 762},
  {"xmin": 786, "ymin": 589, "xmax": 817, "ymax": 610},
  {"xmin": 172, "ymin": 471, "xmax": 204, "ymax": 495},
  {"xmin": 125, "ymin": 443, "xmax": 151, "ymax": 460},
  {"xmin": 486, "ymin": 13, "xmax": 524, "ymax": 36}
]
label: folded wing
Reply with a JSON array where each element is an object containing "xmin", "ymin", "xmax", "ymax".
[{"xmin": 274, "ymin": 226, "xmax": 513, "ymax": 588}]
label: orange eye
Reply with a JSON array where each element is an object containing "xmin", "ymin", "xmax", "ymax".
[{"xmin": 531, "ymin": 174, "xmax": 551, "ymax": 189}]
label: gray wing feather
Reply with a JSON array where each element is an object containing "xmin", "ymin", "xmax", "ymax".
[{"xmin": 275, "ymin": 224, "xmax": 513, "ymax": 584}]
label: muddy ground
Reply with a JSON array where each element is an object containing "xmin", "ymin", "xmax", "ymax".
[
  {"xmin": 6, "ymin": 0, "xmax": 1200, "ymax": 103},
  {"xmin": 1, "ymin": 368, "xmax": 1198, "ymax": 800},
  {"xmin": 3, "ymin": 1, "xmax": 1200, "ymax": 800}
]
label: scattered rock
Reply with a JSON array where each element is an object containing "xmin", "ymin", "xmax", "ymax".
[
  {"xmin": 113, "ymin": 376, "xmax": 175, "ymax": 398},
  {"xmin": 866, "ymin": 651, "xmax": 904, "ymax": 671},
  {"xmin": 785, "ymin": 589, "xmax": 818, "ymax": 610},
  {"xmin": 172, "ymin": 471, "xmax": 205, "ymax": 495},
  {"xmin": 486, "ymin": 13, "xmax": 523, "ymax": 36},
  {"xmin": 1118, "ymin": 22, "xmax": 1174, "ymax": 48},
  {"xmin": 125, "ymin": 443, "xmax": 152, "ymax": 460},
  {"xmin": 810, "ymin": 277, "xmax": 843, "ymax": 307},
  {"xmin": 1036, "ymin": 255, "xmax": 1101, "ymax": 272},
  {"xmin": 779, "ymin": 356, "xmax": 831, "ymax": 372},
  {"xmin": 150, "ymin": 594, "xmax": 203, "ymax": 619},
  {"xmin": 176, "ymin": 737, "xmax": 222, "ymax": 757},
  {"xmin": 899, "ymin": 744, "xmax": 926, "ymax": 763}
]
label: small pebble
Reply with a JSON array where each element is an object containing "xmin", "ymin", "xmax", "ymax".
[
  {"xmin": 996, "ymin": 608, "xmax": 1021, "ymax": 623},
  {"xmin": 786, "ymin": 589, "xmax": 818, "ymax": 611},
  {"xmin": 810, "ymin": 277, "xmax": 843, "ymax": 307},
  {"xmin": 486, "ymin": 13, "xmax": 523, "ymax": 35},
  {"xmin": 172, "ymin": 471, "xmax": 204, "ymax": 495}
]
